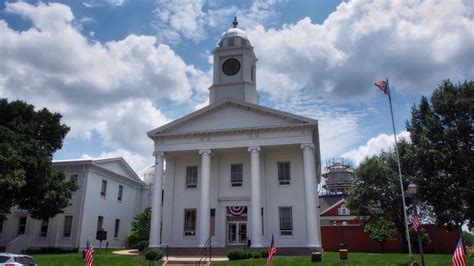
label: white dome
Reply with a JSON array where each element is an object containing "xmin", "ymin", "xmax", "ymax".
[
  {"xmin": 217, "ymin": 27, "xmax": 251, "ymax": 47},
  {"xmin": 221, "ymin": 28, "xmax": 248, "ymax": 40}
]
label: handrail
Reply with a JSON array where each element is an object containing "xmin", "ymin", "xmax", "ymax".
[{"xmin": 196, "ymin": 236, "xmax": 212, "ymax": 265}]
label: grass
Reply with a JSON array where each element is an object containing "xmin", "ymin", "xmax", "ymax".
[
  {"xmin": 213, "ymin": 252, "xmax": 474, "ymax": 266},
  {"xmin": 33, "ymin": 249, "xmax": 149, "ymax": 266},
  {"xmin": 32, "ymin": 250, "xmax": 473, "ymax": 266}
]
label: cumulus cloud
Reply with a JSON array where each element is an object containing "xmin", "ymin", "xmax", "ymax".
[
  {"xmin": 246, "ymin": 0, "xmax": 474, "ymax": 100},
  {"xmin": 152, "ymin": 0, "xmax": 279, "ymax": 43},
  {"xmin": 342, "ymin": 131, "xmax": 411, "ymax": 166},
  {"xmin": 82, "ymin": 148, "xmax": 149, "ymax": 172},
  {"xmin": 0, "ymin": 2, "xmax": 210, "ymax": 170}
]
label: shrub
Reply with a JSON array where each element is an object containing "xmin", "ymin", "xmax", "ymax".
[
  {"xmin": 24, "ymin": 247, "xmax": 79, "ymax": 254},
  {"xmin": 137, "ymin": 240, "xmax": 149, "ymax": 252},
  {"xmin": 227, "ymin": 249, "xmax": 248, "ymax": 260},
  {"xmin": 144, "ymin": 248, "xmax": 163, "ymax": 261},
  {"xmin": 251, "ymin": 251, "xmax": 262, "ymax": 259},
  {"xmin": 260, "ymin": 249, "xmax": 269, "ymax": 258}
]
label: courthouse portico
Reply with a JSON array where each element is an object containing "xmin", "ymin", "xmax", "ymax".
[{"xmin": 147, "ymin": 19, "xmax": 322, "ymax": 249}]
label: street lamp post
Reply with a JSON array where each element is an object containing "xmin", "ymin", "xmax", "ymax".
[{"xmin": 408, "ymin": 182, "xmax": 425, "ymax": 266}]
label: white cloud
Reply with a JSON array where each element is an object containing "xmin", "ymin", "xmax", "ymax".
[
  {"xmin": 152, "ymin": 0, "xmax": 279, "ymax": 43},
  {"xmin": 246, "ymin": 0, "xmax": 474, "ymax": 100},
  {"xmin": 342, "ymin": 131, "xmax": 410, "ymax": 166},
  {"xmin": 82, "ymin": 0, "xmax": 125, "ymax": 8},
  {"xmin": 0, "ymin": 2, "xmax": 209, "ymax": 170}
]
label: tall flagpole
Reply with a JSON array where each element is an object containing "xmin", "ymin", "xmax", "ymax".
[{"xmin": 386, "ymin": 78, "xmax": 413, "ymax": 258}]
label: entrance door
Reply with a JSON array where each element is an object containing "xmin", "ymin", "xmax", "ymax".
[{"xmin": 227, "ymin": 221, "xmax": 247, "ymax": 245}]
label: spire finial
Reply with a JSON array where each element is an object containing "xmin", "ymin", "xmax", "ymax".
[{"xmin": 232, "ymin": 16, "xmax": 238, "ymax": 28}]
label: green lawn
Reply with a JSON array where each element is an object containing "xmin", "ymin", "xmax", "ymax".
[
  {"xmin": 213, "ymin": 252, "xmax": 473, "ymax": 266},
  {"xmin": 32, "ymin": 251, "xmax": 473, "ymax": 266},
  {"xmin": 33, "ymin": 250, "xmax": 149, "ymax": 266}
]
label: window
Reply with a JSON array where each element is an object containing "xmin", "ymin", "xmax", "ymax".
[
  {"xmin": 118, "ymin": 185, "xmax": 123, "ymax": 201},
  {"xmin": 230, "ymin": 164, "xmax": 243, "ymax": 187},
  {"xmin": 228, "ymin": 38, "xmax": 235, "ymax": 46},
  {"xmin": 97, "ymin": 216, "xmax": 104, "ymax": 231},
  {"xmin": 0, "ymin": 219, "xmax": 3, "ymax": 235},
  {"xmin": 185, "ymin": 166, "xmax": 198, "ymax": 189},
  {"xmin": 338, "ymin": 205, "xmax": 350, "ymax": 216},
  {"xmin": 70, "ymin": 174, "xmax": 79, "ymax": 189},
  {"xmin": 40, "ymin": 219, "xmax": 48, "ymax": 238},
  {"xmin": 279, "ymin": 207, "xmax": 293, "ymax": 236},
  {"xmin": 18, "ymin": 217, "xmax": 27, "ymax": 235},
  {"xmin": 184, "ymin": 209, "xmax": 196, "ymax": 236},
  {"xmin": 114, "ymin": 219, "xmax": 120, "ymax": 238},
  {"xmin": 277, "ymin": 162, "xmax": 291, "ymax": 185},
  {"xmin": 101, "ymin": 180, "xmax": 107, "ymax": 197},
  {"xmin": 63, "ymin": 216, "xmax": 73, "ymax": 237}
]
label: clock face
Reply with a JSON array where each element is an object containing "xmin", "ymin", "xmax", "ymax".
[{"xmin": 222, "ymin": 58, "xmax": 241, "ymax": 76}]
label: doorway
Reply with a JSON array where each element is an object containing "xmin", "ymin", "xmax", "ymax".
[{"xmin": 227, "ymin": 221, "xmax": 247, "ymax": 245}]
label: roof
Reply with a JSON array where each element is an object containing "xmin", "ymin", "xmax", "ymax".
[
  {"xmin": 53, "ymin": 157, "xmax": 143, "ymax": 185},
  {"xmin": 319, "ymin": 195, "xmax": 345, "ymax": 213},
  {"xmin": 147, "ymin": 98, "xmax": 317, "ymax": 138}
]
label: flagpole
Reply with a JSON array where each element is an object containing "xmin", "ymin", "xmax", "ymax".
[{"xmin": 386, "ymin": 78, "xmax": 413, "ymax": 258}]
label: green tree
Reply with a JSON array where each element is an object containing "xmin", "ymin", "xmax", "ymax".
[
  {"xmin": 406, "ymin": 80, "xmax": 473, "ymax": 227},
  {"xmin": 347, "ymin": 140, "xmax": 422, "ymax": 251},
  {"xmin": 0, "ymin": 99, "xmax": 76, "ymax": 220},
  {"xmin": 128, "ymin": 207, "xmax": 151, "ymax": 248},
  {"xmin": 364, "ymin": 219, "xmax": 397, "ymax": 253}
]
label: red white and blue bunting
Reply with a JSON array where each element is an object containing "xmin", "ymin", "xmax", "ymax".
[{"xmin": 227, "ymin": 206, "xmax": 247, "ymax": 217}]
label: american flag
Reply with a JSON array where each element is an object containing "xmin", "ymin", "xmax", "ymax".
[
  {"xmin": 85, "ymin": 239, "xmax": 94, "ymax": 266},
  {"xmin": 452, "ymin": 237, "xmax": 467, "ymax": 266},
  {"xmin": 374, "ymin": 80, "xmax": 388, "ymax": 95},
  {"xmin": 267, "ymin": 234, "xmax": 277, "ymax": 266},
  {"xmin": 412, "ymin": 215, "xmax": 420, "ymax": 232}
]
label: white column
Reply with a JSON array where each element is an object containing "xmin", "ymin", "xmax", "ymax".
[
  {"xmin": 301, "ymin": 144, "xmax": 321, "ymax": 248},
  {"xmin": 248, "ymin": 146, "xmax": 262, "ymax": 248},
  {"xmin": 149, "ymin": 152, "xmax": 165, "ymax": 247},
  {"xmin": 198, "ymin": 149, "xmax": 212, "ymax": 246}
]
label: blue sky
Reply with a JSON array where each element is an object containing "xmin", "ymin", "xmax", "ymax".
[{"xmin": 1, "ymin": 0, "xmax": 473, "ymax": 171}]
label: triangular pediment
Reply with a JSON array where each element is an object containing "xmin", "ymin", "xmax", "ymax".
[
  {"xmin": 93, "ymin": 158, "xmax": 142, "ymax": 183},
  {"xmin": 148, "ymin": 99, "xmax": 316, "ymax": 137}
]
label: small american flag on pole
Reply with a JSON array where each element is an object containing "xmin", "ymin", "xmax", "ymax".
[
  {"xmin": 374, "ymin": 80, "xmax": 388, "ymax": 95},
  {"xmin": 452, "ymin": 237, "xmax": 467, "ymax": 266},
  {"xmin": 85, "ymin": 239, "xmax": 94, "ymax": 266},
  {"xmin": 412, "ymin": 215, "xmax": 420, "ymax": 232},
  {"xmin": 267, "ymin": 234, "xmax": 277, "ymax": 266}
]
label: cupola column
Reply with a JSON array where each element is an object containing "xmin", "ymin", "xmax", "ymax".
[
  {"xmin": 301, "ymin": 144, "xmax": 321, "ymax": 248},
  {"xmin": 198, "ymin": 149, "xmax": 212, "ymax": 246},
  {"xmin": 149, "ymin": 151, "xmax": 165, "ymax": 247},
  {"xmin": 248, "ymin": 146, "xmax": 263, "ymax": 247}
]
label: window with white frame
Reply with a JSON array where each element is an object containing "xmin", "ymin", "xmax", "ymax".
[
  {"xmin": 114, "ymin": 219, "xmax": 120, "ymax": 238},
  {"xmin": 279, "ymin": 207, "xmax": 293, "ymax": 235},
  {"xmin": 17, "ymin": 217, "xmax": 27, "ymax": 235},
  {"xmin": 338, "ymin": 205, "xmax": 350, "ymax": 216},
  {"xmin": 101, "ymin": 180, "xmax": 107, "ymax": 197},
  {"xmin": 118, "ymin": 185, "xmax": 123, "ymax": 202},
  {"xmin": 63, "ymin": 216, "xmax": 73, "ymax": 237},
  {"xmin": 97, "ymin": 216, "xmax": 104, "ymax": 231},
  {"xmin": 277, "ymin": 162, "xmax": 291, "ymax": 185},
  {"xmin": 184, "ymin": 209, "xmax": 196, "ymax": 236},
  {"xmin": 230, "ymin": 164, "xmax": 243, "ymax": 187},
  {"xmin": 40, "ymin": 219, "xmax": 48, "ymax": 238},
  {"xmin": 185, "ymin": 166, "xmax": 198, "ymax": 189}
]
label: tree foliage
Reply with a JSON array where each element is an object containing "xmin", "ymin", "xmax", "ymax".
[
  {"xmin": 364, "ymin": 219, "xmax": 397, "ymax": 253},
  {"xmin": 0, "ymin": 99, "xmax": 76, "ymax": 220},
  {"xmin": 347, "ymin": 139, "xmax": 428, "ymax": 251},
  {"xmin": 406, "ymin": 80, "xmax": 473, "ymax": 226},
  {"xmin": 128, "ymin": 207, "xmax": 151, "ymax": 248}
]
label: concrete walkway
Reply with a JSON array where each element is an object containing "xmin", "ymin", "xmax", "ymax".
[{"xmin": 112, "ymin": 249, "xmax": 140, "ymax": 256}]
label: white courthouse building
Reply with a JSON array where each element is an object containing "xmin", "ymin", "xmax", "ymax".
[
  {"xmin": 0, "ymin": 158, "xmax": 149, "ymax": 253},
  {"xmin": 147, "ymin": 20, "xmax": 322, "ymax": 249}
]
